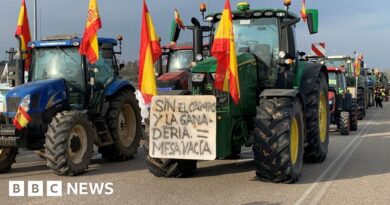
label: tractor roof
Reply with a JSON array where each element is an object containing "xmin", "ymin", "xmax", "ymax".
[
  {"xmin": 28, "ymin": 34, "xmax": 117, "ymax": 48},
  {"xmin": 163, "ymin": 44, "xmax": 194, "ymax": 51},
  {"xmin": 206, "ymin": 8, "xmax": 298, "ymax": 23}
]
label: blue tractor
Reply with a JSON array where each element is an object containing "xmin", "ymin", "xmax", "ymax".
[{"xmin": 0, "ymin": 34, "xmax": 142, "ymax": 175}]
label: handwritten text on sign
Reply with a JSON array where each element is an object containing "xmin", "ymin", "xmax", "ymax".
[{"xmin": 149, "ymin": 96, "xmax": 217, "ymax": 160}]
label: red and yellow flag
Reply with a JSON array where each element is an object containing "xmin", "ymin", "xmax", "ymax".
[
  {"xmin": 175, "ymin": 9, "xmax": 185, "ymax": 30},
  {"xmin": 13, "ymin": 106, "xmax": 31, "ymax": 130},
  {"xmin": 211, "ymin": 0, "xmax": 240, "ymax": 104},
  {"xmin": 301, "ymin": 0, "xmax": 307, "ymax": 22},
  {"xmin": 79, "ymin": 0, "xmax": 102, "ymax": 64},
  {"xmin": 138, "ymin": 0, "xmax": 162, "ymax": 104},
  {"xmin": 354, "ymin": 53, "xmax": 364, "ymax": 76},
  {"xmin": 15, "ymin": 0, "xmax": 32, "ymax": 71}
]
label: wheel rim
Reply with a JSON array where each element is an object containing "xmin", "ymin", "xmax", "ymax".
[
  {"xmin": 118, "ymin": 104, "xmax": 136, "ymax": 147},
  {"xmin": 290, "ymin": 118, "xmax": 299, "ymax": 165},
  {"xmin": 0, "ymin": 148, "xmax": 11, "ymax": 161},
  {"xmin": 68, "ymin": 125, "xmax": 88, "ymax": 164},
  {"xmin": 319, "ymin": 92, "xmax": 328, "ymax": 143}
]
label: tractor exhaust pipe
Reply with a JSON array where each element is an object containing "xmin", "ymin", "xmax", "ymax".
[{"xmin": 191, "ymin": 18, "xmax": 203, "ymax": 62}]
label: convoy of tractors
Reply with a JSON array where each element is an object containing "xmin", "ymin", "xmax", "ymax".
[{"xmin": 0, "ymin": 1, "xmax": 389, "ymax": 184}]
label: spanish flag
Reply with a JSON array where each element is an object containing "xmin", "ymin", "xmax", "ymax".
[
  {"xmin": 211, "ymin": 0, "xmax": 240, "ymax": 104},
  {"xmin": 301, "ymin": 0, "xmax": 308, "ymax": 22},
  {"xmin": 138, "ymin": 0, "xmax": 162, "ymax": 104},
  {"xmin": 354, "ymin": 53, "xmax": 364, "ymax": 76},
  {"xmin": 13, "ymin": 106, "xmax": 31, "ymax": 130},
  {"xmin": 79, "ymin": 0, "xmax": 102, "ymax": 64},
  {"xmin": 15, "ymin": 0, "xmax": 32, "ymax": 71}
]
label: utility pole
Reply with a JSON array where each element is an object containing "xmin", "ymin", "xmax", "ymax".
[{"xmin": 34, "ymin": 0, "xmax": 38, "ymax": 41}]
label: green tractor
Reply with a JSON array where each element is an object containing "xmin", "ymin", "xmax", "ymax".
[{"xmin": 146, "ymin": 2, "xmax": 329, "ymax": 183}]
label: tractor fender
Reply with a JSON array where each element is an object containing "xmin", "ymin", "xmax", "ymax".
[
  {"xmin": 299, "ymin": 63, "xmax": 328, "ymax": 97},
  {"xmin": 105, "ymin": 80, "xmax": 136, "ymax": 97},
  {"xmin": 260, "ymin": 89, "xmax": 305, "ymax": 111}
]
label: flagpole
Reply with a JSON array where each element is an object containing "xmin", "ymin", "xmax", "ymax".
[{"xmin": 34, "ymin": 0, "xmax": 38, "ymax": 41}]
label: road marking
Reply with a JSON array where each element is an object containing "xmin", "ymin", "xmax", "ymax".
[
  {"xmin": 295, "ymin": 110, "xmax": 381, "ymax": 205},
  {"xmin": 310, "ymin": 112, "xmax": 381, "ymax": 205}
]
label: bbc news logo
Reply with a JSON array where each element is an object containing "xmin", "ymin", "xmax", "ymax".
[{"xmin": 9, "ymin": 181, "xmax": 114, "ymax": 197}]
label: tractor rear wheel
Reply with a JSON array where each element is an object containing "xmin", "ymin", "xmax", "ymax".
[
  {"xmin": 303, "ymin": 72, "xmax": 329, "ymax": 163},
  {"xmin": 253, "ymin": 97, "xmax": 304, "ymax": 183},
  {"xmin": 350, "ymin": 100, "xmax": 358, "ymax": 131},
  {"xmin": 0, "ymin": 148, "xmax": 17, "ymax": 172},
  {"xmin": 45, "ymin": 111, "xmax": 94, "ymax": 176},
  {"xmin": 144, "ymin": 119, "xmax": 197, "ymax": 178},
  {"xmin": 357, "ymin": 89, "xmax": 365, "ymax": 120},
  {"xmin": 99, "ymin": 91, "xmax": 142, "ymax": 161},
  {"xmin": 339, "ymin": 111, "xmax": 350, "ymax": 135}
]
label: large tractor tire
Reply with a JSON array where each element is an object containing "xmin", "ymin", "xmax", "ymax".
[
  {"xmin": 350, "ymin": 100, "xmax": 358, "ymax": 131},
  {"xmin": 144, "ymin": 119, "xmax": 197, "ymax": 178},
  {"xmin": 99, "ymin": 91, "xmax": 142, "ymax": 161},
  {"xmin": 0, "ymin": 148, "xmax": 18, "ymax": 172},
  {"xmin": 303, "ymin": 72, "xmax": 330, "ymax": 163},
  {"xmin": 253, "ymin": 97, "xmax": 304, "ymax": 183},
  {"xmin": 45, "ymin": 111, "xmax": 94, "ymax": 176},
  {"xmin": 339, "ymin": 111, "xmax": 350, "ymax": 135},
  {"xmin": 357, "ymin": 89, "xmax": 365, "ymax": 120}
]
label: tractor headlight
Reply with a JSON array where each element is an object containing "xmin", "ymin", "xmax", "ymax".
[{"xmin": 20, "ymin": 94, "xmax": 31, "ymax": 111}]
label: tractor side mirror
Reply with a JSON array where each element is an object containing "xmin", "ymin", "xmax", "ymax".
[
  {"xmin": 101, "ymin": 43, "xmax": 113, "ymax": 59},
  {"xmin": 306, "ymin": 9, "xmax": 319, "ymax": 34},
  {"xmin": 119, "ymin": 63, "xmax": 125, "ymax": 70}
]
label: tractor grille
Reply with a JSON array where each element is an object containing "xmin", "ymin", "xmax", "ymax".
[{"xmin": 6, "ymin": 97, "xmax": 21, "ymax": 113}]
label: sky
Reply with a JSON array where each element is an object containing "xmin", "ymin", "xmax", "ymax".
[{"xmin": 0, "ymin": 0, "xmax": 389, "ymax": 69}]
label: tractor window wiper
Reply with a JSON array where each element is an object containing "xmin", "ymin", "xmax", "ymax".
[{"xmin": 56, "ymin": 46, "xmax": 79, "ymax": 65}]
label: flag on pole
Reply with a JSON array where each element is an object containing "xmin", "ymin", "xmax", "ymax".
[
  {"xmin": 15, "ymin": 0, "xmax": 32, "ymax": 70},
  {"xmin": 13, "ymin": 106, "xmax": 31, "ymax": 130},
  {"xmin": 138, "ymin": 0, "xmax": 162, "ymax": 104},
  {"xmin": 211, "ymin": 0, "xmax": 240, "ymax": 104},
  {"xmin": 170, "ymin": 9, "xmax": 185, "ymax": 45},
  {"xmin": 354, "ymin": 53, "xmax": 362, "ymax": 77},
  {"xmin": 175, "ymin": 9, "xmax": 185, "ymax": 30},
  {"xmin": 79, "ymin": 0, "xmax": 102, "ymax": 64},
  {"xmin": 301, "ymin": 0, "xmax": 308, "ymax": 22}
]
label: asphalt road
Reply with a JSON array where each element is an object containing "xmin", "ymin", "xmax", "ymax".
[{"xmin": 1, "ymin": 103, "xmax": 390, "ymax": 205}]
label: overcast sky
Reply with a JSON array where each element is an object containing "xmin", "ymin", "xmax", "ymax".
[{"xmin": 0, "ymin": 0, "xmax": 389, "ymax": 69}]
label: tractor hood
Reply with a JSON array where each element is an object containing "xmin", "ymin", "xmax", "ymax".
[
  {"xmin": 192, "ymin": 53, "xmax": 256, "ymax": 73},
  {"xmin": 157, "ymin": 71, "xmax": 189, "ymax": 91},
  {"xmin": 6, "ymin": 79, "xmax": 66, "ymax": 99},
  {"xmin": 5, "ymin": 78, "xmax": 67, "ymax": 116}
]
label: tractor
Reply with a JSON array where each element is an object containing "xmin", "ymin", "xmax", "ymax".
[
  {"xmin": 0, "ymin": 34, "xmax": 142, "ymax": 175},
  {"xmin": 156, "ymin": 45, "xmax": 195, "ymax": 94},
  {"xmin": 145, "ymin": 2, "xmax": 330, "ymax": 183},
  {"xmin": 327, "ymin": 66, "xmax": 358, "ymax": 135},
  {"xmin": 322, "ymin": 56, "xmax": 366, "ymax": 120}
]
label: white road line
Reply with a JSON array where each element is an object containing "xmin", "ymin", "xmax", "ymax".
[
  {"xmin": 295, "ymin": 110, "xmax": 381, "ymax": 205},
  {"xmin": 310, "ymin": 113, "xmax": 381, "ymax": 205}
]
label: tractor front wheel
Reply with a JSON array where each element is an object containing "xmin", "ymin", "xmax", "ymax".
[
  {"xmin": 45, "ymin": 111, "xmax": 94, "ymax": 176},
  {"xmin": 253, "ymin": 97, "xmax": 304, "ymax": 183},
  {"xmin": 99, "ymin": 91, "xmax": 142, "ymax": 161},
  {"xmin": 339, "ymin": 111, "xmax": 350, "ymax": 135},
  {"xmin": 0, "ymin": 148, "xmax": 17, "ymax": 172}
]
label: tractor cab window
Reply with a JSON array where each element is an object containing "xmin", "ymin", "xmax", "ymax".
[
  {"xmin": 88, "ymin": 50, "xmax": 115, "ymax": 87},
  {"xmin": 167, "ymin": 50, "xmax": 193, "ymax": 72},
  {"xmin": 328, "ymin": 72, "xmax": 337, "ymax": 88},
  {"xmin": 31, "ymin": 47, "xmax": 84, "ymax": 92},
  {"xmin": 338, "ymin": 73, "xmax": 347, "ymax": 95},
  {"xmin": 232, "ymin": 18, "xmax": 279, "ymax": 67}
]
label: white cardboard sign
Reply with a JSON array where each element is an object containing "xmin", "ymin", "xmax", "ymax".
[{"xmin": 149, "ymin": 95, "xmax": 217, "ymax": 160}]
